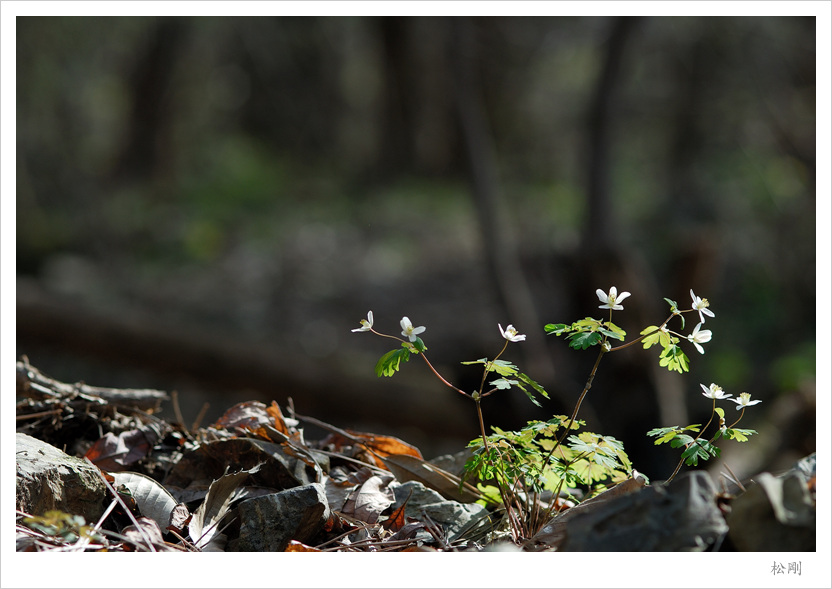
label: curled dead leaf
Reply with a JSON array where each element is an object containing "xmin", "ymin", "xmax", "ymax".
[{"xmin": 381, "ymin": 454, "xmax": 483, "ymax": 504}]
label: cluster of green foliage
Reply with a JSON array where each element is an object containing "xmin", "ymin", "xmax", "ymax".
[
  {"xmin": 354, "ymin": 287, "xmax": 762, "ymax": 542},
  {"xmin": 465, "ymin": 416, "xmax": 633, "ymax": 503}
]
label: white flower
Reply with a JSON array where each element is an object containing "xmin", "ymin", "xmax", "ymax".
[
  {"xmin": 351, "ymin": 311, "xmax": 374, "ymax": 332},
  {"xmin": 400, "ymin": 316, "xmax": 426, "ymax": 342},
  {"xmin": 498, "ymin": 324, "xmax": 526, "ymax": 342},
  {"xmin": 731, "ymin": 392, "xmax": 762, "ymax": 410},
  {"xmin": 700, "ymin": 383, "xmax": 731, "ymax": 400},
  {"xmin": 690, "ymin": 289, "xmax": 715, "ymax": 324},
  {"xmin": 596, "ymin": 286, "xmax": 631, "ymax": 311},
  {"xmin": 687, "ymin": 323, "xmax": 713, "ymax": 354}
]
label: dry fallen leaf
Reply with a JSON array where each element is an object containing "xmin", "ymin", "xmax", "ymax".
[
  {"xmin": 113, "ymin": 471, "xmax": 179, "ymax": 532},
  {"xmin": 85, "ymin": 426, "xmax": 160, "ymax": 471},
  {"xmin": 122, "ymin": 516, "xmax": 165, "ymax": 549},
  {"xmin": 189, "ymin": 467, "xmax": 256, "ymax": 550},
  {"xmin": 350, "ymin": 475, "xmax": 396, "ymax": 524},
  {"xmin": 324, "ymin": 430, "xmax": 423, "ymax": 469},
  {"xmin": 213, "ymin": 400, "xmax": 273, "ymax": 431},
  {"xmin": 383, "ymin": 488, "xmax": 411, "ymax": 533},
  {"xmin": 285, "ymin": 540, "xmax": 322, "ymax": 552},
  {"xmin": 381, "ymin": 454, "xmax": 483, "ymax": 504},
  {"xmin": 266, "ymin": 401, "xmax": 290, "ymax": 436}
]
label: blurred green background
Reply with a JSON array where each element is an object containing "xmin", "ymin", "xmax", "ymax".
[{"xmin": 16, "ymin": 16, "xmax": 816, "ymax": 480}]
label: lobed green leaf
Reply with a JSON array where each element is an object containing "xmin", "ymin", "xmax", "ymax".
[
  {"xmin": 375, "ymin": 347, "xmax": 411, "ymax": 377},
  {"xmin": 568, "ymin": 331, "xmax": 603, "ymax": 350},
  {"xmin": 544, "ymin": 323, "xmax": 569, "ymax": 335},
  {"xmin": 659, "ymin": 344, "xmax": 690, "ymax": 373},
  {"xmin": 681, "ymin": 438, "xmax": 720, "ymax": 466}
]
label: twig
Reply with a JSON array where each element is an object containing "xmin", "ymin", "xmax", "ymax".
[
  {"xmin": 191, "ymin": 402, "xmax": 210, "ymax": 432},
  {"xmin": 16, "ymin": 409, "xmax": 64, "ymax": 421},
  {"xmin": 84, "ymin": 457, "xmax": 157, "ymax": 552},
  {"xmin": 722, "ymin": 462, "xmax": 747, "ymax": 493},
  {"xmin": 171, "ymin": 390, "xmax": 186, "ymax": 429}
]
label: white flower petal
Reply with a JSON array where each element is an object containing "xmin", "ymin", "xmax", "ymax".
[{"xmin": 352, "ymin": 311, "xmax": 374, "ymax": 332}]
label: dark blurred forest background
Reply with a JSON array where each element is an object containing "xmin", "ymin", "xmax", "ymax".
[{"xmin": 16, "ymin": 16, "xmax": 817, "ymax": 481}]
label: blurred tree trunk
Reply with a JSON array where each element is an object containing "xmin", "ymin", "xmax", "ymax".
[
  {"xmin": 377, "ymin": 17, "xmax": 416, "ymax": 176},
  {"xmin": 110, "ymin": 17, "xmax": 189, "ymax": 188},
  {"xmin": 572, "ymin": 18, "xmax": 686, "ymax": 467},
  {"xmin": 449, "ymin": 17, "xmax": 574, "ymax": 421},
  {"xmin": 582, "ymin": 16, "xmax": 641, "ymax": 253}
]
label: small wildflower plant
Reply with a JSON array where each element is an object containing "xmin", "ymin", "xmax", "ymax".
[{"xmin": 351, "ymin": 286, "xmax": 761, "ymax": 542}]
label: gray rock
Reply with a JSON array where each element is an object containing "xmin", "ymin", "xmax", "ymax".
[
  {"xmin": 16, "ymin": 433, "xmax": 107, "ymax": 522},
  {"xmin": 557, "ymin": 471, "xmax": 728, "ymax": 551},
  {"xmin": 392, "ymin": 480, "xmax": 491, "ymax": 542},
  {"xmin": 726, "ymin": 454, "xmax": 816, "ymax": 551},
  {"xmin": 228, "ymin": 483, "xmax": 330, "ymax": 551}
]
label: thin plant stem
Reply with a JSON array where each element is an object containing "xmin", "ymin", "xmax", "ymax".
[
  {"xmin": 666, "ymin": 400, "xmax": 719, "ymax": 484},
  {"xmin": 534, "ymin": 346, "xmax": 607, "ymax": 499},
  {"xmin": 608, "ymin": 313, "xmax": 676, "ymax": 353},
  {"xmin": 558, "ymin": 346, "xmax": 607, "ymax": 447},
  {"xmin": 478, "ymin": 340, "xmax": 508, "ymax": 395},
  {"xmin": 728, "ymin": 408, "xmax": 745, "ymax": 429},
  {"xmin": 418, "ymin": 353, "xmax": 470, "ymax": 397}
]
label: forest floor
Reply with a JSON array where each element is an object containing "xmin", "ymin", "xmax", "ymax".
[{"xmin": 15, "ymin": 358, "xmax": 816, "ymax": 554}]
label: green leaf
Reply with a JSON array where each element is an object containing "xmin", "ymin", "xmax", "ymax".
[
  {"xmin": 411, "ymin": 337, "xmax": 427, "ymax": 353},
  {"xmin": 375, "ymin": 347, "xmax": 411, "ymax": 377},
  {"xmin": 639, "ymin": 326, "xmax": 662, "ymax": 350},
  {"xmin": 544, "ymin": 323, "xmax": 569, "ymax": 335},
  {"xmin": 647, "ymin": 425, "xmax": 701, "ymax": 445},
  {"xmin": 655, "ymin": 430, "xmax": 682, "ymax": 445},
  {"xmin": 681, "ymin": 439, "xmax": 720, "ymax": 466},
  {"xmin": 670, "ymin": 434, "xmax": 696, "ymax": 449},
  {"xmin": 488, "ymin": 359, "xmax": 518, "ymax": 376},
  {"xmin": 490, "ymin": 378, "xmax": 517, "ymax": 390},
  {"xmin": 517, "ymin": 372, "xmax": 550, "ymax": 400},
  {"xmin": 714, "ymin": 406, "xmax": 725, "ymax": 420},
  {"xmin": 598, "ymin": 327, "xmax": 624, "ymax": 341},
  {"xmin": 461, "ymin": 358, "xmax": 518, "ymax": 377},
  {"xmin": 568, "ymin": 331, "xmax": 603, "ymax": 350},
  {"xmin": 514, "ymin": 382, "xmax": 542, "ymax": 407},
  {"xmin": 723, "ymin": 428, "xmax": 756, "ymax": 442},
  {"xmin": 566, "ymin": 433, "xmax": 628, "ymax": 484},
  {"xmin": 664, "ymin": 298, "xmax": 678, "ymax": 312},
  {"xmin": 601, "ymin": 321, "xmax": 626, "ymax": 340},
  {"xmin": 659, "ymin": 344, "xmax": 690, "ymax": 373}
]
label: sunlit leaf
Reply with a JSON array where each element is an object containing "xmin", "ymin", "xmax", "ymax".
[
  {"xmin": 723, "ymin": 428, "xmax": 756, "ymax": 442},
  {"xmin": 600, "ymin": 321, "xmax": 626, "ymax": 340},
  {"xmin": 189, "ymin": 467, "xmax": 256, "ymax": 550},
  {"xmin": 375, "ymin": 347, "xmax": 411, "ymax": 377},
  {"xmin": 659, "ymin": 344, "xmax": 690, "ymax": 373},
  {"xmin": 647, "ymin": 424, "xmax": 700, "ymax": 445},
  {"xmin": 513, "ymin": 372, "xmax": 550, "ymax": 407},
  {"xmin": 640, "ymin": 326, "xmax": 662, "ymax": 349},
  {"xmin": 113, "ymin": 471, "xmax": 179, "ymax": 532},
  {"xmin": 574, "ymin": 317, "xmax": 603, "ymax": 330},
  {"xmin": 681, "ymin": 439, "xmax": 719, "ymax": 466},
  {"xmin": 461, "ymin": 358, "xmax": 518, "ymax": 377},
  {"xmin": 490, "ymin": 378, "xmax": 516, "ymax": 390}
]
